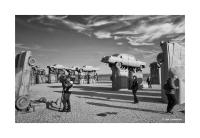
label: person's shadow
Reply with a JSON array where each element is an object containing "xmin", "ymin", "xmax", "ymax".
[
  {"xmin": 31, "ymin": 97, "xmax": 61, "ymax": 112},
  {"xmin": 46, "ymin": 101, "xmax": 61, "ymax": 111},
  {"xmin": 87, "ymin": 102, "xmax": 164, "ymax": 114}
]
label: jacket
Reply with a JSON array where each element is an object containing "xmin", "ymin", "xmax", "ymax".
[
  {"xmin": 131, "ymin": 80, "xmax": 138, "ymax": 91},
  {"xmin": 164, "ymin": 78, "xmax": 177, "ymax": 94}
]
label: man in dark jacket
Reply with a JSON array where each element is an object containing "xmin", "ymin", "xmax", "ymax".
[
  {"xmin": 131, "ymin": 76, "xmax": 139, "ymax": 104},
  {"xmin": 60, "ymin": 75, "xmax": 73, "ymax": 112},
  {"xmin": 164, "ymin": 75, "xmax": 179, "ymax": 114}
]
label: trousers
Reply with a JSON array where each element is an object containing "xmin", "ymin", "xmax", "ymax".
[
  {"xmin": 132, "ymin": 90, "xmax": 138, "ymax": 103},
  {"xmin": 166, "ymin": 94, "xmax": 176, "ymax": 112},
  {"xmin": 62, "ymin": 92, "xmax": 71, "ymax": 110}
]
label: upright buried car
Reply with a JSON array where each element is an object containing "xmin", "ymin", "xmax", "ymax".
[
  {"xmin": 101, "ymin": 53, "xmax": 146, "ymax": 69},
  {"xmin": 15, "ymin": 51, "xmax": 35, "ymax": 111}
]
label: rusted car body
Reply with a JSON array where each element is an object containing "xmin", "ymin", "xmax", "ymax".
[{"xmin": 101, "ymin": 53, "xmax": 146, "ymax": 68}]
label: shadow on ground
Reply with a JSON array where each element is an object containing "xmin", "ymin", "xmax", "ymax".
[
  {"xmin": 48, "ymin": 85, "xmax": 62, "ymax": 88},
  {"xmin": 49, "ymin": 83, "xmax": 163, "ymax": 104},
  {"xmin": 96, "ymin": 112, "xmax": 118, "ymax": 117},
  {"xmin": 54, "ymin": 89, "xmax": 163, "ymax": 104},
  {"xmin": 31, "ymin": 97, "xmax": 61, "ymax": 112},
  {"xmin": 87, "ymin": 102, "xmax": 164, "ymax": 114},
  {"xmin": 73, "ymin": 85, "xmax": 161, "ymax": 96}
]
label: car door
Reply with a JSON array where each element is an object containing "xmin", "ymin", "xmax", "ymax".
[
  {"xmin": 122, "ymin": 54, "xmax": 129, "ymax": 66},
  {"xmin": 116, "ymin": 54, "xmax": 123, "ymax": 64},
  {"xmin": 128, "ymin": 56, "xmax": 135, "ymax": 66}
]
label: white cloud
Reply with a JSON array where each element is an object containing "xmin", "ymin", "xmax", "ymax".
[
  {"xmin": 127, "ymin": 47, "xmax": 160, "ymax": 63},
  {"xmin": 28, "ymin": 15, "xmax": 90, "ymax": 33},
  {"xmin": 110, "ymin": 16, "xmax": 185, "ymax": 46},
  {"xmin": 93, "ymin": 31, "xmax": 112, "ymax": 39},
  {"xmin": 116, "ymin": 42, "xmax": 123, "ymax": 45},
  {"xmin": 48, "ymin": 16, "xmax": 89, "ymax": 33},
  {"xmin": 113, "ymin": 36, "xmax": 122, "ymax": 40},
  {"xmin": 126, "ymin": 37, "xmax": 155, "ymax": 46},
  {"xmin": 113, "ymin": 21, "xmax": 185, "ymax": 46},
  {"xmin": 118, "ymin": 15, "xmax": 147, "ymax": 21},
  {"xmin": 27, "ymin": 16, "xmax": 45, "ymax": 23},
  {"xmin": 132, "ymin": 23, "xmax": 184, "ymax": 41},
  {"xmin": 171, "ymin": 34, "xmax": 185, "ymax": 46},
  {"xmin": 15, "ymin": 44, "xmax": 33, "ymax": 50},
  {"xmin": 27, "ymin": 15, "xmax": 185, "ymax": 46},
  {"xmin": 15, "ymin": 43, "xmax": 58, "ymax": 52},
  {"xmin": 88, "ymin": 20, "xmax": 116, "ymax": 27},
  {"xmin": 113, "ymin": 30, "xmax": 138, "ymax": 35},
  {"xmin": 171, "ymin": 34, "xmax": 185, "ymax": 41}
]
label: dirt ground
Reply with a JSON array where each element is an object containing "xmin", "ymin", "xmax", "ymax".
[{"xmin": 15, "ymin": 82, "xmax": 185, "ymax": 123}]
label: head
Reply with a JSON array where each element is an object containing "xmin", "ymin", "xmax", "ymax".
[
  {"xmin": 169, "ymin": 70, "xmax": 178, "ymax": 80},
  {"xmin": 174, "ymin": 75, "xmax": 178, "ymax": 80},
  {"xmin": 133, "ymin": 76, "xmax": 137, "ymax": 80},
  {"xmin": 66, "ymin": 77, "xmax": 71, "ymax": 82}
]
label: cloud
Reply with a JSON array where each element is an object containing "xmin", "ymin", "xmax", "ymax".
[
  {"xmin": 93, "ymin": 31, "xmax": 112, "ymax": 39},
  {"xmin": 27, "ymin": 15, "xmax": 46, "ymax": 23},
  {"xmin": 87, "ymin": 20, "xmax": 116, "ymax": 27},
  {"xmin": 127, "ymin": 47, "xmax": 160, "ymax": 63},
  {"xmin": 113, "ymin": 20, "xmax": 184, "ymax": 46},
  {"xmin": 15, "ymin": 43, "xmax": 41, "ymax": 50},
  {"xmin": 126, "ymin": 36, "xmax": 155, "ymax": 46},
  {"xmin": 111, "ymin": 15, "xmax": 184, "ymax": 46},
  {"xmin": 113, "ymin": 30, "xmax": 138, "ymax": 36},
  {"xmin": 15, "ymin": 43, "xmax": 30, "ymax": 49},
  {"xmin": 113, "ymin": 36, "xmax": 122, "ymax": 40},
  {"xmin": 28, "ymin": 15, "xmax": 90, "ymax": 34},
  {"xmin": 116, "ymin": 42, "xmax": 123, "ymax": 45},
  {"xmin": 85, "ymin": 15, "xmax": 185, "ymax": 46},
  {"xmin": 26, "ymin": 15, "xmax": 185, "ymax": 46},
  {"xmin": 15, "ymin": 43, "xmax": 59, "ymax": 52}
]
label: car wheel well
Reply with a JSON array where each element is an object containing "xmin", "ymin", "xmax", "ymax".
[{"xmin": 115, "ymin": 62, "xmax": 122, "ymax": 69}]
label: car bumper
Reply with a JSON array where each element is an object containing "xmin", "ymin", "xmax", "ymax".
[{"xmin": 101, "ymin": 56, "xmax": 111, "ymax": 63}]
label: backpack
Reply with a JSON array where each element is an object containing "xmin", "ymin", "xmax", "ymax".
[{"xmin": 163, "ymin": 81, "xmax": 173, "ymax": 91}]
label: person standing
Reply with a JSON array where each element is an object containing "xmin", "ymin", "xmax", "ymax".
[
  {"xmin": 163, "ymin": 75, "xmax": 178, "ymax": 114},
  {"xmin": 60, "ymin": 75, "xmax": 73, "ymax": 112},
  {"xmin": 131, "ymin": 76, "xmax": 139, "ymax": 104},
  {"xmin": 146, "ymin": 76, "xmax": 152, "ymax": 88}
]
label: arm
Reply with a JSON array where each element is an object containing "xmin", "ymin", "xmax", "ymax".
[
  {"xmin": 132, "ymin": 81, "xmax": 139, "ymax": 90},
  {"xmin": 171, "ymin": 78, "xmax": 179, "ymax": 89},
  {"xmin": 136, "ymin": 81, "xmax": 139, "ymax": 90}
]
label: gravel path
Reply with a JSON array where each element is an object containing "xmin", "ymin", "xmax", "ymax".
[{"xmin": 15, "ymin": 82, "xmax": 185, "ymax": 123}]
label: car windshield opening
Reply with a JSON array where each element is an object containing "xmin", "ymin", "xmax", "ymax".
[{"xmin": 112, "ymin": 54, "xmax": 119, "ymax": 57}]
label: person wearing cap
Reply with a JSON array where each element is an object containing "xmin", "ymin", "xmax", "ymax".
[{"xmin": 60, "ymin": 75, "xmax": 73, "ymax": 112}]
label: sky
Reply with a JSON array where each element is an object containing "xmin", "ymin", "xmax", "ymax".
[{"xmin": 15, "ymin": 15, "xmax": 185, "ymax": 74}]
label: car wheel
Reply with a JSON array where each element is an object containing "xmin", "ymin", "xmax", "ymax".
[
  {"xmin": 28, "ymin": 56, "xmax": 36, "ymax": 66},
  {"xmin": 115, "ymin": 62, "xmax": 122, "ymax": 68},
  {"xmin": 15, "ymin": 96, "xmax": 30, "ymax": 111},
  {"xmin": 140, "ymin": 65, "xmax": 143, "ymax": 70}
]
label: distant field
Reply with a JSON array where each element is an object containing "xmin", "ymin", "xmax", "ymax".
[{"xmin": 98, "ymin": 74, "xmax": 111, "ymax": 82}]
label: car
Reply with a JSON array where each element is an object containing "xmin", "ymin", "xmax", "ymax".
[
  {"xmin": 101, "ymin": 53, "xmax": 146, "ymax": 69},
  {"xmin": 80, "ymin": 65, "xmax": 100, "ymax": 72},
  {"xmin": 15, "ymin": 51, "xmax": 36, "ymax": 111}
]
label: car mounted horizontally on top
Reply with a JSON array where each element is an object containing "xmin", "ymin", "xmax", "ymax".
[{"xmin": 101, "ymin": 53, "xmax": 146, "ymax": 70}]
